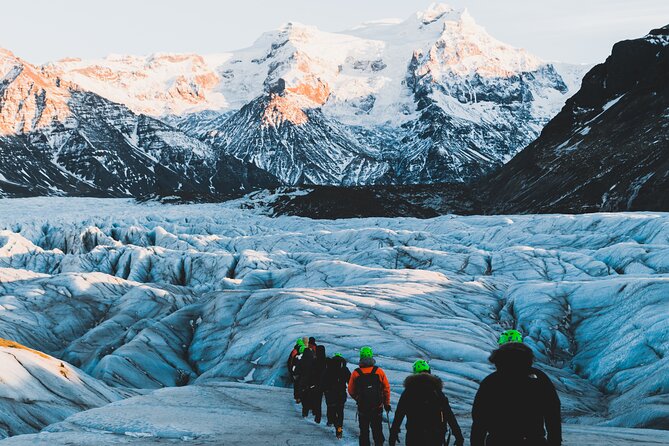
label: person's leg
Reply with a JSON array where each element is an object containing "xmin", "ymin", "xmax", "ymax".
[
  {"xmin": 293, "ymin": 378, "xmax": 300, "ymax": 402},
  {"xmin": 313, "ymin": 390, "xmax": 323, "ymax": 423},
  {"xmin": 358, "ymin": 411, "xmax": 371, "ymax": 446},
  {"xmin": 335, "ymin": 403, "xmax": 345, "ymax": 429},
  {"xmin": 370, "ymin": 409, "xmax": 385, "ymax": 446},
  {"xmin": 335, "ymin": 403, "xmax": 345, "ymax": 438},
  {"xmin": 301, "ymin": 386, "xmax": 310, "ymax": 417}
]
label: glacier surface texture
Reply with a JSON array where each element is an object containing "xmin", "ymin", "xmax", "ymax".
[{"xmin": 0, "ymin": 198, "xmax": 667, "ymax": 444}]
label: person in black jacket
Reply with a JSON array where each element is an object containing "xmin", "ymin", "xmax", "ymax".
[
  {"xmin": 303, "ymin": 344, "xmax": 327, "ymax": 423},
  {"xmin": 287, "ymin": 338, "xmax": 306, "ymax": 403},
  {"xmin": 294, "ymin": 344, "xmax": 315, "ymax": 418},
  {"xmin": 471, "ymin": 330, "xmax": 562, "ymax": 446},
  {"xmin": 389, "ymin": 360, "xmax": 464, "ymax": 446},
  {"xmin": 321, "ymin": 352, "xmax": 351, "ymax": 438}
]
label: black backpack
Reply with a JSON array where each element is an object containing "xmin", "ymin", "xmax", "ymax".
[
  {"xmin": 415, "ymin": 387, "xmax": 445, "ymax": 429},
  {"xmin": 355, "ymin": 367, "xmax": 382, "ymax": 413}
]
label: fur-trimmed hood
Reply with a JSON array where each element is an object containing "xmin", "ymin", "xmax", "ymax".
[{"xmin": 403, "ymin": 372, "xmax": 443, "ymax": 391}]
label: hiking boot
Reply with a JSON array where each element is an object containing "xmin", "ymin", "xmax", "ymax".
[{"xmin": 336, "ymin": 427, "xmax": 343, "ymax": 439}]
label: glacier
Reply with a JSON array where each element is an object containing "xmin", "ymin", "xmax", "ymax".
[{"xmin": 0, "ymin": 197, "xmax": 667, "ymax": 443}]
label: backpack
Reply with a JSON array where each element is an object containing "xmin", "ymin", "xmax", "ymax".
[
  {"xmin": 355, "ymin": 367, "xmax": 382, "ymax": 414},
  {"xmin": 414, "ymin": 388, "xmax": 445, "ymax": 430}
]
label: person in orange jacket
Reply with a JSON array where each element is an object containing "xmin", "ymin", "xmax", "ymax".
[{"xmin": 348, "ymin": 346, "xmax": 391, "ymax": 446}]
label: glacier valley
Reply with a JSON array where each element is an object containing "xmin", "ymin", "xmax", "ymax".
[{"xmin": 0, "ymin": 198, "xmax": 667, "ymax": 444}]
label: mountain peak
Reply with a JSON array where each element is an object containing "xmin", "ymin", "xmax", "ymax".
[{"xmin": 416, "ymin": 2, "xmax": 460, "ymax": 25}]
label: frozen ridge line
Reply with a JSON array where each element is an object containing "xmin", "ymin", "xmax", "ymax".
[{"xmin": 0, "ymin": 198, "xmax": 667, "ymax": 442}]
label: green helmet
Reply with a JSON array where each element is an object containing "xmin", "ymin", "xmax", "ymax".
[
  {"xmin": 333, "ymin": 353, "xmax": 344, "ymax": 358},
  {"xmin": 296, "ymin": 338, "xmax": 305, "ymax": 347},
  {"xmin": 360, "ymin": 346, "xmax": 373, "ymax": 359},
  {"xmin": 299, "ymin": 344, "xmax": 307, "ymax": 354},
  {"xmin": 413, "ymin": 359, "xmax": 430, "ymax": 374},
  {"xmin": 498, "ymin": 329, "xmax": 523, "ymax": 345}
]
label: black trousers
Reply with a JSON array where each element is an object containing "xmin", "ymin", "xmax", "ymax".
[
  {"xmin": 311, "ymin": 389, "xmax": 323, "ymax": 421},
  {"xmin": 302, "ymin": 386, "xmax": 323, "ymax": 421},
  {"xmin": 293, "ymin": 378, "xmax": 300, "ymax": 400},
  {"xmin": 327, "ymin": 403, "xmax": 345, "ymax": 428},
  {"xmin": 359, "ymin": 408, "xmax": 384, "ymax": 446}
]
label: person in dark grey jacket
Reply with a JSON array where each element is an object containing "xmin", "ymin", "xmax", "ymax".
[{"xmin": 471, "ymin": 330, "xmax": 562, "ymax": 446}]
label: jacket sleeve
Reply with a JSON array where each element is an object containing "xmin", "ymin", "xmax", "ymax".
[
  {"xmin": 470, "ymin": 382, "xmax": 488, "ymax": 446},
  {"xmin": 348, "ymin": 369, "xmax": 359, "ymax": 399},
  {"xmin": 287, "ymin": 350, "xmax": 296, "ymax": 375},
  {"xmin": 542, "ymin": 373, "xmax": 562, "ymax": 446},
  {"xmin": 442, "ymin": 394, "xmax": 464, "ymax": 444},
  {"xmin": 390, "ymin": 392, "xmax": 406, "ymax": 437},
  {"xmin": 379, "ymin": 369, "xmax": 391, "ymax": 406}
]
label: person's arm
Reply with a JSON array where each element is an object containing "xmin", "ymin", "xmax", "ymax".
[
  {"xmin": 286, "ymin": 352, "xmax": 293, "ymax": 377},
  {"xmin": 389, "ymin": 392, "xmax": 407, "ymax": 446},
  {"xmin": 442, "ymin": 394, "xmax": 465, "ymax": 446},
  {"xmin": 542, "ymin": 373, "xmax": 562, "ymax": 446},
  {"xmin": 348, "ymin": 369, "xmax": 358, "ymax": 400},
  {"xmin": 379, "ymin": 369, "xmax": 391, "ymax": 409},
  {"xmin": 470, "ymin": 383, "xmax": 488, "ymax": 446}
]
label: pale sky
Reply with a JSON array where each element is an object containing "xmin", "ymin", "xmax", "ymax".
[{"xmin": 1, "ymin": 0, "xmax": 668, "ymax": 64}]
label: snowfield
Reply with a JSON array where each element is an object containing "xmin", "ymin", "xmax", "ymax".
[{"xmin": 0, "ymin": 198, "xmax": 668, "ymax": 444}]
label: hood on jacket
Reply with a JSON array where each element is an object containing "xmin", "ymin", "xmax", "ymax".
[
  {"xmin": 316, "ymin": 345, "xmax": 326, "ymax": 361},
  {"xmin": 403, "ymin": 372, "xmax": 443, "ymax": 391},
  {"xmin": 328, "ymin": 356, "xmax": 347, "ymax": 368},
  {"xmin": 359, "ymin": 357, "xmax": 376, "ymax": 368},
  {"xmin": 489, "ymin": 342, "xmax": 533, "ymax": 373}
]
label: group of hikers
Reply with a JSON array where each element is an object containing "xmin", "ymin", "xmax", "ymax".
[{"xmin": 287, "ymin": 330, "xmax": 562, "ymax": 446}]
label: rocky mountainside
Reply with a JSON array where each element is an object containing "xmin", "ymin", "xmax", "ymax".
[
  {"xmin": 484, "ymin": 25, "xmax": 669, "ymax": 213},
  {"xmin": 49, "ymin": 3, "xmax": 586, "ymax": 187},
  {"xmin": 0, "ymin": 50, "xmax": 277, "ymax": 198},
  {"xmin": 266, "ymin": 25, "xmax": 669, "ymax": 219}
]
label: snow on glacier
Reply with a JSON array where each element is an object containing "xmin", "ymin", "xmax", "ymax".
[{"xmin": 0, "ymin": 198, "xmax": 668, "ymax": 442}]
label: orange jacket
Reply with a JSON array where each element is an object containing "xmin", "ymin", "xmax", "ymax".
[{"xmin": 348, "ymin": 366, "xmax": 391, "ymax": 407}]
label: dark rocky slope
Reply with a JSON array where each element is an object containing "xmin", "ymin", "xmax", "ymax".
[{"xmin": 483, "ymin": 25, "xmax": 669, "ymax": 213}]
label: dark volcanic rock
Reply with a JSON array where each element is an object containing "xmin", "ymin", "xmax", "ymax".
[
  {"xmin": 270, "ymin": 184, "xmax": 480, "ymax": 219},
  {"xmin": 483, "ymin": 25, "xmax": 669, "ymax": 213}
]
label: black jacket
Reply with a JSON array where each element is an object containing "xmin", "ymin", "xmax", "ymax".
[
  {"xmin": 390, "ymin": 373, "xmax": 464, "ymax": 445},
  {"xmin": 309, "ymin": 345, "xmax": 327, "ymax": 387},
  {"xmin": 294, "ymin": 348, "xmax": 315, "ymax": 391},
  {"xmin": 321, "ymin": 356, "xmax": 351, "ymax": 404},
  {"xmin": 471, "ymin": 343, "xmax": 562, "ymax": 446}
]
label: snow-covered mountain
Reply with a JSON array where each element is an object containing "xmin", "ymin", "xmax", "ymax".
[
  {"xmin": 44, "ymin": 3, "xmax": 588, "ymax": 187},
  {"xmin": 0, "ymin": 49, "xmax": 277, "ymax": 198}
]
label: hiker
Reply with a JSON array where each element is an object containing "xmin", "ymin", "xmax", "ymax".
[
  {"xmin": 471, "ymin": 330, "xmax": 562, "ymax": 446},
  {"xmin": 308, "ymin": 336, "xmax": 318, "ymax": 352},
  {"xmin": 287, "ymin": 337, "xmax": 306, "ymax": 403},
  {"xmin": 294, "ymin": 343, "xmax": 316, "ymax": 416},
  {"xmin": 389, "ymin": 360, "xmax": 464, "ymax": 446},
  {"xmin": 303, "ymin": 344, "xmax": 327, "ymax": 423},
  {"xmin": 321, "ymin": 352, "xmax": 351, "ymax": 439},
  {"xmin": 348, "ymin": 346, "xmax": 391, "ymax": 446}
]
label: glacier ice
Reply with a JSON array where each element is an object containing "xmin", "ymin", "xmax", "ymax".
[{"xmin": 0, "ymin": 198, "xmax": 668, "ymax": 442}]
